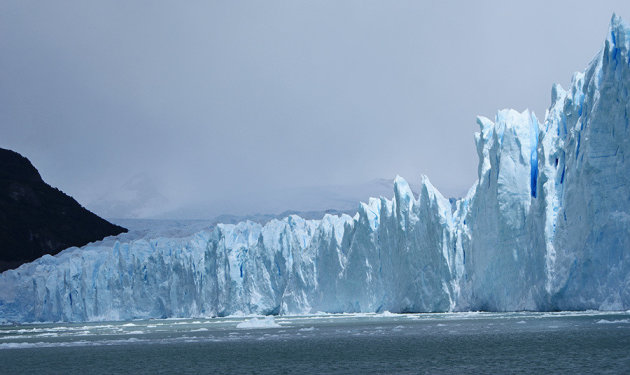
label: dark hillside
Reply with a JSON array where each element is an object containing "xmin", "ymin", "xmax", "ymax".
[{"xmin": 0, "ymin": 148, "xmax": 127, "ymax": 272}]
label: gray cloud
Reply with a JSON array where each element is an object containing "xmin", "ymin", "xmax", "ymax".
[{"xmin": 1, "ymin": 1, "xmax": 629, "ymax": 218}]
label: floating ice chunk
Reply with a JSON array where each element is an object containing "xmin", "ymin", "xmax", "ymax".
[
  {"xmin": 236, "ymin": 317, "xmax": 281, "ymax": 329},
  {"xmin": 596, "ymin": 319, "xmax": 630, "ymax": 324},
  {"xmin": 378, "ymin": 311, "xmax": 397, "ymax": 317}
]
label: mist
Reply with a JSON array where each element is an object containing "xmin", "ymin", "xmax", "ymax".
[{"xmin": 1, "ymin": 1, "xmax": 628, "ymax": 218}]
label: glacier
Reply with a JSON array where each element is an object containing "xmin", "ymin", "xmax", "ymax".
[{"xmin": 1, "ymin": 15, "xmax": 630, "ymax": 323}]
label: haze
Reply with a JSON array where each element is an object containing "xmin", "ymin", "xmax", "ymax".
[{"xmin": 1, "ymin": 1, "xmax": 628, "ymax": 218}]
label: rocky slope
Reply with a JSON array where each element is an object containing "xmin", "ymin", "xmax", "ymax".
[{"xmin": 0, "ymin": 148, "xmax": 127, "ymax": 272}]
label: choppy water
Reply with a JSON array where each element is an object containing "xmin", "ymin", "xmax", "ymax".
[{"xmin": 1, "ymin": 311, "xmax": 629, "ymax": 374}]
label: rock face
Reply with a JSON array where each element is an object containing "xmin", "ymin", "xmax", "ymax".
[
  {"xmin": 0, "ymin": 148, "xmax": 127, "ymax": 272},
  {"xmin": 0, "ymin": 16, "xmax": 629, "ymax": 323}
]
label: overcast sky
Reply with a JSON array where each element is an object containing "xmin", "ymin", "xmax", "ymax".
[{"xmin": 1, "ymin": 1, "xmax": 629, "ymax": 218}]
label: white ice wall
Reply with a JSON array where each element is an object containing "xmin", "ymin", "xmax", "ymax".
[{"xmin": 1, "ymin": 16, "xmax": 629, "ymax": 323}]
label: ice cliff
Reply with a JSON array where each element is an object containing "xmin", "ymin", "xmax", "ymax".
[{"xmin": 1, "ymin": 16, "xmax": 630, "ymax": 323}]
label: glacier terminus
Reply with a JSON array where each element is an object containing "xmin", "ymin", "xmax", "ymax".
[{"xmin": 1, "ymin": 15, "xmax": 630, "ymax": 323}]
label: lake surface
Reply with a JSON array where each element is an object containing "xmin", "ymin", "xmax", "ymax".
[{"xmin": 1, "ymin": 311, "xmax": 629, "ymax": 374}]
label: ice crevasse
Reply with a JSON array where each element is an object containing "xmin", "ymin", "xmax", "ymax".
[{"xmin": 1, "ymin": 15, "xmax": 630, "ymax": 323}]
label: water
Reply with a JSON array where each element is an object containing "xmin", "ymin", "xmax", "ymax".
[{"xmin": 1, "ymin": 311, "xmax": 629, "ymax": 374}]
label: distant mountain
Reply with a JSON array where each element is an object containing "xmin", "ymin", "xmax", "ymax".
[
  {"xmin": 88, "ymin": 175, "xmax": 421, "ymax": 220},
  {"xmin": 108, "ymin": 208, "xmax": 357, "ymax": 241},
  {"xmin": 0, "ymin": 148, "xmax": 127, "ymax": 272},
  {"xmin": 87, "ymin": 173, "xmax": 171, "ymax": 219}
]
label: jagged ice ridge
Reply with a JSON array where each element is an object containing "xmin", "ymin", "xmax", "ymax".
[{"xmin": 1, "ymin": 15, "xmax": 630, "ymax": 323}]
